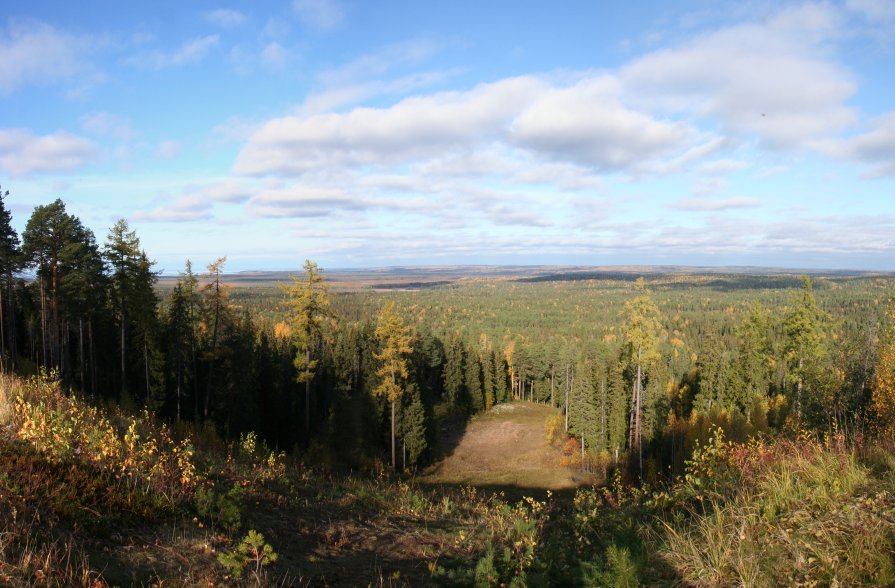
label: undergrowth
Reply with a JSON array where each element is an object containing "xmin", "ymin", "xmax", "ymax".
[{"xmin": 1, "ymin": 371, "xmax": 893, "ymax": 586}]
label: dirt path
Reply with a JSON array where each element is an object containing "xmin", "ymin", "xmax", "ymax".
[{"xmin": 420, "ymin": 402, "xmax": 588, "ymax": 490}]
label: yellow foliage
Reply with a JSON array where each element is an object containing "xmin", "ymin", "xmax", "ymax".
[
  {"xmin": 872, "ymin": 344, "xmax": 895, "ymax": 432},
  {"xmin": 273, "ymin": 321, "xmax": 292, "ymax": 339}
]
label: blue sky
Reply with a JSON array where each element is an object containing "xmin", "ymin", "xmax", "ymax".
[{"xmin": 1, "ymin": 0, "xmax": 894, "ymax": 272}]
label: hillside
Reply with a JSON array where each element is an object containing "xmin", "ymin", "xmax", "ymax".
[{"xmin": 3, "ymin": 372, "xmax": 893, "ymax": 586}]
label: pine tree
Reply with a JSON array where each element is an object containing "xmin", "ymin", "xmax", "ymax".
[
  {"xmin": 202, "ymin": 257, "xmax": 230, "ymax": 418},
  {"xmin": 104, "ymin": 219, "xmax": 159, "ymax": 404},
  {"xmin": 0, "ymin": 185, "xmax": 21, "ymax": 366},
  {"xmin": 373, "ymin": 301, "xmax": 413, "ymax": 470},
  {"xmin": 784, "ymin": 275, "xmax": 829, "ymax": 421},
  {"xmin": 284, "ymin": 259, "xmax": 330, "ymax": 440}
]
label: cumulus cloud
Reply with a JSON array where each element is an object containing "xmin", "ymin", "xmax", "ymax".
[
  {"xmin": 620, "ymin": 3, "xmax": 857, "ymax": 149},
  {"xmin": 0, "ymin": 128, "xmax": 97, "ymax": 177},
  {"xmin": 234, "ymin": 76, "xmax": 548, "ymax": 175},
  {"xmin": 293, "ymin": 0, "xmax": 343, "ymax": 30},
  {"xmin": 0, "ymin": 19, "xmax": 98, "ymax": 95},
  {"xmin": 133, "ymin": 181, "xmax": 254, "ymax": 222},
  {"xmin": 126, "ymin": 35, "xmax": 219, "ymax": 69},
  {"xmin": 204, "ymin": 9, "xmax": 246, "ymax": 28},
  {"xmin": 511, "ymin": 76, "xmax": 692, "ymax": 170},
  {"xmin": 234, "ymin": 74, "xmax": 700, "ymax": 177}
]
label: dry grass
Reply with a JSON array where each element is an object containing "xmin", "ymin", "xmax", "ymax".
[{"xmin": 420, "ymin": 402, "xmax": 590, "ymax": 490}]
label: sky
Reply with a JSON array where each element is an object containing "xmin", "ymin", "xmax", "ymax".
[{"xmin": 1, "ymin": 0, "xmax": 894, "ymax": 273}]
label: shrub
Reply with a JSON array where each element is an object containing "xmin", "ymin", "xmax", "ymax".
[{"xmin": 218, "ymin": 530, "xmax": 278, "ymax": 584}]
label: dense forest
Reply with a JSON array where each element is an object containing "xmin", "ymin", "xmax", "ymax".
[
  {"xmin": 0, "ymin": 189, "xmax": 894, "ymax": 478},
  {"xmin": 2, "ymin": 189, "xmax": 895, "ymax": 585}
]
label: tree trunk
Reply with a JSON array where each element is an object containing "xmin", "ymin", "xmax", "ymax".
[
  {"xmin": 7, "ymin": 269, "xmax": 15, "ymax": 367},
  {"xmin": 305, "ymin": 348, "xmax": 311, "ymax": 440},
  {"xmin": 635, "ymin": 345, "xmax": 643, "ymax": 481},
  {"xmin": 120, "ymin": 306, "xmax": 127, "ymax": 398},
  {"xmin": 550, "ymin": 364, "xmax": 555, "ymax": 407},
  {"xmin": 205, "ymin": 278, "xmax": 221, "ymax": 418},
  {"xmin": 88, "ymin": 320, "xmax": 96, "ymax": 397},
  {"xmin": 390, "ymin": 398, "xmax": 396, "ymax": 471},
  {"xmin": 564, "ymin": 370, "xmax": 570, "ymax": 432},
  {"xmin": 79, "ymin": 319, "xmax": 84, "ymax": 391},
  {"xmin": 39, "ymin": 278, "xmax": 47, "ymax": 368},
  {"xmin": 0, "ymin": 278, "xmax": 5, "ymax": 367},
  {"xmin": 144, "ymin": 337, "xmax": 150, "ymax": 403}
]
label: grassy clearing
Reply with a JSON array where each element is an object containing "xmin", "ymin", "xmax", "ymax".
[{"xmin": 420, "ymin": 402, "xmax": 592, "ymax": 491}]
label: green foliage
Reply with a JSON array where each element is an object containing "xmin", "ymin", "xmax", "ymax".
[
  {"xmin": 196, "ymin": 483, "xmax": 244, "ymax": 532},
  {"xmin": 217, "ymin": 529, "xmax": 278, "ymax": 582}
]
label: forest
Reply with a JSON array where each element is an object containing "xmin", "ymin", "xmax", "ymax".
[{"xmin": 1, "ymin": 189, "xmax": 894, "ymax": 585}]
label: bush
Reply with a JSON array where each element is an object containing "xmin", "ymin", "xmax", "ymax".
[{"xmin": 218, "ymin": 530, "xmax": 278, "ymax": 584}]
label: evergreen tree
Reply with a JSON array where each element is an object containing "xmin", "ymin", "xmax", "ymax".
[
  {"xmin": 202, "ymin": 257, "xmax": 231, "ymax": 418},
  {"xmin": 104, "ymin": 219, "xmax": 159, "ymax": 403},
  {"xmin": 400, "ymin": 382, "xmax": 427, "ymax": 468},
  {"xmin": 784, "ymin": 275, "xmax": 829, "ymax": 421},
  {"xmin": 164, "ymin": 261, "xmax": 200, "ymax": 421},
  {"xmin": 23, "ymin": 200, "xmax": 106, "ymax": 384},
  {"xmin": 494, "ymin": 352, "xmax": 508, "ymax": 403},
  {"xmin": 0, "ymin": 185, "xmax": 21, "ymax": 365},
  {"xmin": 443, "ymin": 333, "xmax": 465, "ymax": 411},
  {"xmin": 482, "ymin": 350, "xmax": 495, "ymax": 411},
  {"xmin": 466, "ymin": 351, "xmax": 484, "ymax": 413}
]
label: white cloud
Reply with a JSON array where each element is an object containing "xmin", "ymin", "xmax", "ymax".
[
  {"xmin": 0, "ymin": 19, "xmax": 98, "ymax": 95},
  {"xmin": 260, "ymin": 42, "xmax": 288, "ymax": 70},
  {"xmin": 133, "ymin": 181, "xmax": 254, "ymax": 222},
  {"xmin": 300, "ymin": 38, "xmax": 448, "ymax": 113},
  {"xmin": 620, "ymin": 3, "xmax": 857, "ymax": 149},
  {"xmin": 847, "ymin": 0, "xmax": 895, "ymax": 20},
  {"xmin": 235, "ymin": 76, "xmax": 547, "ymax": 176},
  {"xmin": 153, "ymin": 140, "xmax": 181, "ymax": 160},
  {"xmin": 670, "ymin": 196, "xmax": 760, "ymax": 211},
  {"xmin": 510, "ymin": 76, "xmax": 692, "ymax": 171},
  {"xmin": 819, "ymin": 111, "xmax": 895, "ymax": 176},
  {"xmin": 81, "ymin": 112, "xmax": 139, "ymax": 141},
  {"xmin": 204, "ymin": 9, "xmax": 246, "ymax": 28},
  {"xmin": 126, "ymin": 35, "xmax": 219, "ymax": 69},
  {"xmin": 249, "ymin": 187, "xmax": 361, "ymax": 218},
  {"xmin": 293, "ymin": 0, "xmax": 343, "ymax": 30},
  {"xmin": 0, "ymin": 128, "xmax": 97, "ymax": 177}
]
